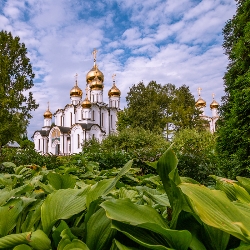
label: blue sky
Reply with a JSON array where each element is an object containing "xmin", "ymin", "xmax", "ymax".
[{"xmin": 0, "ymin": 0, "xmax": 236, "ymax": 138}]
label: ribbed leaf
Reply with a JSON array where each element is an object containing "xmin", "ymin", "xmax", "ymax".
[
  {"xmin": 0, "ymin": 199, "xmax": 24, "ymax": 236},
  {"xmin": 237, "ymin": 177, "xmax": 250, "ymax": 194},
  {"xmin": 13, "ymin": 244, "xmax": 32, "ymax": 250},
  {"xmin": 47, "ymin": 172, "xmax": 76, "ymax": 189},
  {"xmin": 101, "ymin": 199, "xmax": 192, "ymax": 250},
  {"xmin": 210, "ymin": 175, "xmax": 237, "ymax": 201},
  {"xmin": 86, "ymin": 160, "xmax": 133, "ymax": 208},
  {"xmin": 86, "ymin": 208, "xmax": 115, "ymax": 250},
  {"xmin": 112, "ymin": 239, "xmax": 138, "ymax": 250},
  {"xmin": 179, "ymin": 183, "xmax": 250, "ymax": 242},
  {"xmin": 233, "ymin": 183, "xmax": 250, "ymax": 203},
  {"xmin": 112, "ymin": 221, "xmax": 171, "ymax": 250},
  {"xmin": 41, "ymin": 188, "xmax": 90, "ymax": 234}
]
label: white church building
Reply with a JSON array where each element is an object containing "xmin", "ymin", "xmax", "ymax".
[
  {"xmin": 195, "ymin": 87, "xmax": 219, "ymax": 133},
  {"xmin": 33, "ymin": 49, "xmax": 121, "ymax": 155}
]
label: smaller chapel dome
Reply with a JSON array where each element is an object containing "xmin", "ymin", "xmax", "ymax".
[
  {"xmin": 44, "ymin": 103, "xmax": 52, "ymax": 119},
  {"xmin": 210, "ymin": 97, "xmax": 219, "ymax": 109},
  {"xmin": 81, "ymin": 96, "xmax": 91, "ymax": 109},
  {"xmin": 70, "ymin": 75, "xmax": 83, "ymax": 97},
  {"xmin": 195, "ymin": 97, "xmax": 206, "ymax": 108},
  {"xmin": 108, "ymin": 83, "xmax": 121, "ymax": 97}
]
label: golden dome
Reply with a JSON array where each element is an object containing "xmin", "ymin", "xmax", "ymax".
[
  {"xmin": 44, "ymin": 103, "xmax": 52, "ymax": 119},
  {"xmin": 195, "ymin": 97, "xmax": 206, "ymax": 107},
  {"xmin": 108, "ymin": 83, "xmax": 121, "ymax": 97},
  {"xmin": 86, "ymin": 65, "xmax": 104, "ymax": 83},
  {"xmin": 70, "ymin": 76, "xmax": 83, "ymax": 97},
  {"xmin": 210, "ymin": 95, "xmax": 219, "ymax": 109},
  {"xmin": 90, "ymin": 75, "xmax": 104, "ymax": 90},
  {"xmin": 81, "ymin": 96, "xmax": 91, "ymax": 109}
]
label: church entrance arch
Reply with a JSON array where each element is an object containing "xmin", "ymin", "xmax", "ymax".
[{"xmin": 50, "ymin": 127, "xmax": 61, "ymax": 155}]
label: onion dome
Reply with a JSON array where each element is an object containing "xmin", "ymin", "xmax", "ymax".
[
  {"xmin": 81, "ymin": 96, "xmax": 91, "ymax": 109},
  {"xmin": 108, "ymin": 74, "xmax": 121, "ymax": 97},
  {"xmin": 44, "ymin": 103, "xmax": 52, "ymax": 119},
  {"xmin": 210, "ymin": 94, "xmax": 219, "ymax": 109},
  {"xmin": 195, "ymin": 97, "xmax": 206, "ymax": 107},
  {"xmin": 90, "ymin": 74, "xmax": 104, "ymax": 90},
  {"xmin": 86, "ymin": 65, "xmax": 104, "ymax": 83},
  {"xmin": 70, "ymin": 74, "xmax": 83, "ymax": 97},
  {"xmin": 86, "ymin": 49, "xmax": 104, "ymax": 83},
  {"xmin": 195, "ymin": 87, "xmax": 206, "ymax": 108}
]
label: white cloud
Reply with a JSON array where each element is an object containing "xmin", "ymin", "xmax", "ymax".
[{"xmin": 0, "ymin": 0, "xmax": 236, "ymax": 138}]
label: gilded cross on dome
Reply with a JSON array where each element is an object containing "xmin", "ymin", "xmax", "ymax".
[
  {"xmin": 92, "ymin": 49, "xmax": 98, "ymax": 63},
  {"xmin": 85, "ymin": 86, "xmax": 89, "ymax": 96},
  {"xmin": 212, "ymin": 93, "xmax": 215, "ymax": 99},
  {"xmin": 47, "ymin": 102, "xmax": 50, "ymax": 111},
  {"xmin": 112, "ymin": 74, "xmax": 116, "ymax": 83},
  {"xmin": 197, "ymin": 87, "xmax": 202, "ymax": 97},
  {"xmin": 75, "ymin": 73, "xmax": 78, "ymax": 85}
]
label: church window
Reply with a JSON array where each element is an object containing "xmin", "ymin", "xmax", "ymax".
[
  {"xmin": 101, "ymin": 113, "xmax": 104, "ymax": 126},
  {"xmin": 93, "ymin": 95, "xmax": 94, "ymax": 102},
  {"xmin": 70, "ymin": 112, "xmax": 72, "ymax": 126},
  {"xmin": 92, "ymin": 110, "xmax": 95, "ymax": 120},
  {"xmin": 111, "ymin": 115, "xmax": 113, "ymax": 129},
  {"xmin": 92, "ymin": 134, "xmax": 95, "ymax": 139},
  {"xmin": 77, "ymin": 134, "xmax": 80, "ymax": 148},
  {"xmin": 38, "ymin": 139, "xmax": 40, "ymax": 150}
]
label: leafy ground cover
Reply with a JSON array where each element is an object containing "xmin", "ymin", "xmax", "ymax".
[{"xmin": 0, "ymin": 148, "xmax": 250, "ymax": 249}]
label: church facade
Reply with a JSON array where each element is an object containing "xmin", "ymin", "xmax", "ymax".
[{"xmin": 33, "ymin": 50, "xmax": 121, "ymax": 155}]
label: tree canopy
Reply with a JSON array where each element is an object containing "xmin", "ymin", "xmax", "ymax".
[
  {"xmin": 0, "ymin": 31, "xmax": 38, "ymax": 149},
  {"xmin": 216, "ymin": 0, "xmax": 250, "ymax": 177},
  {"xmin": 117, "ymin": 81, "xmax": 204, "ymax": 138}
]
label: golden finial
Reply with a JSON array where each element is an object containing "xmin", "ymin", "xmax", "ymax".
[
  {"xmin": 47, "ymin": 102, "xmax": 50, "ymax": 111},
  {"xmin": 197, "ymin": 87, "xmax": 202, "ymax": 97},
  {"xmin": 92, "ymin": 49, "xmax": 98, "ymax": 65},
  {"xmin": 75, "ymin": 73, "xmax": 78, "ymax": 86},
  {"xmin": 112, "ymin": 74, "xmax": 116, "ymax": 85}
]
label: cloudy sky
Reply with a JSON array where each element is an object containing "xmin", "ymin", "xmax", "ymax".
[{"xmin": 0, "ymin": 0, "xmax": 236, "ymax": 138}]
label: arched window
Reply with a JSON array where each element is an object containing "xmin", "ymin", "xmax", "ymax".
[
  {"xmin": 101, "ymin": 113, "xmax": 104, "ymax": 127},
  {"xmin": 70, "ymin": 112, "xmax": 72, "ymax": 126},
  {"xmin": 77, "ymin": 134, "xmax": 80, "ymax": 148},
  {"xmin": 92, "ymin": 110, "xmax": 95, "ymax": 120},
  {"xmin": 111, "ymin": 115, "xmax": 113, "ymax": 129}
]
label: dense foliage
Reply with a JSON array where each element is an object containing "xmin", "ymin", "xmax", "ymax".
[
  {"xmin": 0, "ymin": 31, "xmax": 38, "ymax": 150},
  {"xmin": 172, "ymin": 129, "xmax": 221, "ymax": 185},
  {"xmin": 82, "ymin": 127, "xmax": 170, "ymax": 172},
  {"xmin": 0, "ymin": 148, "xmax": 250, "ymax": 249},
  {"xmin": 217, "ymin": 0, "xmax": 250, "ymax": 178},
  {"xmin": 117, "ymin": 81, "xmax": 205, "ymax": 138}
]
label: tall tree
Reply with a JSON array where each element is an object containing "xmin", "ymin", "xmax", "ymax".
[
  {"xmin": 0, "ymin": 31, "xmax": 38, "ymax": 150},
  {"xmin": 117, "ymin": 81, "xmax": 204, "ymax": 138},
  {"xmin": 217, "ymin": 0, "xmax": 250, "ymax": 177}
]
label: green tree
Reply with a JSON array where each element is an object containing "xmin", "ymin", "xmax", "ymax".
[
  {"xmin": 172, "ymin": 128, "xmax": 220, "ymax": 184},
  {"xmin": 216, "ymin": 0, "xmax": 250, "ymax": 177},
  {"xmin": 118, "ymin": 81, "xmax": 204, "ymax": 138},
  {"xmin": 0, "ymin": 31, "xmax": 38, "ymax": 151}
]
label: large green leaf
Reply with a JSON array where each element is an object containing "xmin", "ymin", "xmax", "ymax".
[
  {"xmin": 210, "ymin": 175, "xmax": 237, "ymax": 201},
  {"xmin": 237, "ymin": 176, "xmax": 250, "ymax": 194},
  {"xmin": 21, "ymin": 200, "xmax": 43, "ymax": 232},
  {"xmin": 233, "ymin": 183, "xmax": 250, "ymax": 203},
  {"xmin": 203, "ymin": 224, "xmax": 230, "ymax": 250},
  {"xmin": 47, "ymin": 172, "xmax": 76, "ymax": 189},
  {"xmin": 179, "ymin": 183, "xmax": 250, "ymax": 242},
  {"xmin": 111, "ymin": 239, "xmax": 138, "ymax": 250},
  {"xmin": 41, "ymin": 187, "xmax": 90, "ymax": 234},
  {"xmin": 0, "ymin": 230, "xmax": 51, "ymax": 250},
  {"xmin": 156, "ymin": 148, "xmax": 188, "ymax": 228},
  {"xmin": 112, "ymin": 221, "xmax": 171, "ymax": 250},
  {"xmin": 13, "ymin": 244, "xmax": 32, "ymax": 250},
  {"xmin": 0, "ymin": 184, "xmax": 32, "ymax": 206},
  {"xmin": 101, "ymin": 198, "xmax": 192, "ymax": 249},
  {"xmin": 0, "ymin": 199, "xmax": 25, "ymax": 236},
  {"xmin": 86, "ymin": 208, "xmax": 116, "ymax": 250},
  {"xmin": 86, "ymin": 160, "xmax": 133, "ymax": 208}
]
